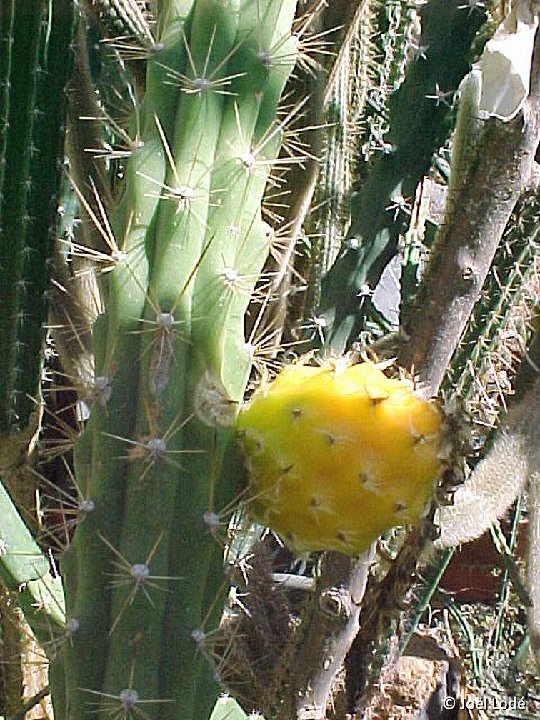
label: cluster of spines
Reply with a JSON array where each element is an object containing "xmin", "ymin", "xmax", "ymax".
[
  {"xmin": 355, "ymin": 0, "xmax": 417, "ymax": 176},
  {"xmin": 53, "ymin": 2, "xmax": 301, "ymax": 719},
  {"xmin": 314, "ymin": 0, "xmax": 376, "ymax": 276},
  {"xmin": 87, "ymin": 0, "xmax": 155, "ymax": 48}
]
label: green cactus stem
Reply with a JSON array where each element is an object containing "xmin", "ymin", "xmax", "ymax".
[
  {"xmin": 0, "ymin": 0, "xmax": 77, "ymax": 433},
  {"xmin": 317, "ymin": 0, "xmax": 486, "ymax": 356},
  {"xmin": 0, "ymin": 480, "xmax": 65, "ymax": 645},
  {"xmin": 0, "ymin": 0, "xmax": 75, "ymax": 702},
  {"xmin": 56, "ymin": 2, "xmax": 300, "ymax": 719}
]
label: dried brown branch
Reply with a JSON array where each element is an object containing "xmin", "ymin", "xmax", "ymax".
[
  {"xmin": 276, "ymin": 550, "xmax": 373, "ymax": 720},
  {"xmin": 401, "ymin": 31, "xmax": 540, "ymax": 397},
  {"xmin": 7, "ymin": 686, "xmax": 50, "ymax": 720}
]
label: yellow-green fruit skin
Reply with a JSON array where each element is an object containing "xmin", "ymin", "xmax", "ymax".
[{"xmin": 237, "ymin": 361, "xmax": 443, "ymax": 555}]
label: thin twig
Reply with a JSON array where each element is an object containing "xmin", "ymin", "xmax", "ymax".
[
  {"xmin": 277, "ymin": 549, "xmax": 374, "ymax": 720},
  {"xmin": 7, "ymin": 686, "xmax": 50, "ymax": 720}
]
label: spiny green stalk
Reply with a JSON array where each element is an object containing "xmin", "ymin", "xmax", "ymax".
[
  {"xmin": 0, "ymin": 0, "xmax": 41, "ymax": 433},
  {"xmin": 102, "ymin": 0, "xmax": 243, "ymax": 708},
  {"xmin": 57, "ymin": 3, "xmax": 299, "ymax": 719},
  {"xmin": 86, "ymin": 0, "xmax": 155, "ymax": 47},
  {"xmin": 302, "ymin": 0, "xmax": 413, "ymax": 332},
  {"xmin": 315, "ymin": 0, "xmax": 375, "ymax": 275},
  {"xmin": 58, "ymin": 4, "xmax": 192, "ymax": 714},
  {"xmin": 0, "ymin": 0, "xmax": 76, "ymax": 433},
  {"xmin": 0, "ymin": 0, "xmax": 75, "ymax": 687},
  {"xmin": 354, "ymin": 0, "xmax": 420, "ymax": 184},
  {"xmin": 317, "ymin": 0, "xmax": 486, "ymax": 356},
  {"xmin": 448, "ymin": 191, "xmax": 540, "ymax": 426}
]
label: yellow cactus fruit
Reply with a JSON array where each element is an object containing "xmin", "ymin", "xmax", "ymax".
[{"xmin": 237, "ymin": 359, "xmax": 444, "ymax": 555}]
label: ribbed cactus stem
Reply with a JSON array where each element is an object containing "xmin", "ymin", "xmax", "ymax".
[
  {"xmin": 0, "ymin": 0, "xmax": 75, "ymax": 698},
  {"xmin": 0, "ymin": 1, "xmax": 40, "ymax": 432},
  {"xmin": 0, "ymin": 0, "xmax": 76, "ymax": 432},
  {"xmin": 317, "ymin": 0, "xmax": 486, "ymax": 356},
  {"xmin": 58, "ymin": 2, "xmax": 299, "ymax": 719}
]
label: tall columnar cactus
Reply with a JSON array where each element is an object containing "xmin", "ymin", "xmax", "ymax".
[
  {"xmin": 56, "ymin": 2, "xmax": 299, "ymax": 718},
  {"xmin": 0, "ymin": 3, "xmax": 75, "ymax": 706},
  {"xmin": 0, "ymin": 0, "xmax": 76, "ymax": 434}
]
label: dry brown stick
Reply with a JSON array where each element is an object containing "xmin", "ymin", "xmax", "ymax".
[
  {"xmin": 401, "ymin": 32, "xmax": 540, "ymax": 397},
  {"xmin": 7, "ymin": 686, "xmax": 50, "ymax": 720},
  {"xmin": 275, "ymin": 549, "xmax": 373, "ymax": 720}
]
